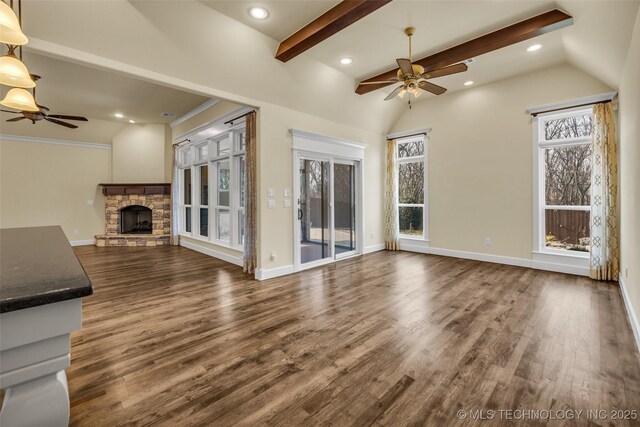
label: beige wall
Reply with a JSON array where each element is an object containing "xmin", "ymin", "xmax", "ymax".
[
  {"xmin": 619, "ymin": 8, "xmax": 640, "ymax": 338},
  {"xmin": 0, "ymin": 139, "xmax": 111, "ymax": 241},
  {"xmin": 390, "ymin": 64, "xmax": 611, "ymax": 259},
  {"xmin": 112, "ymin": 124, "xmax": 168, "ymax": 183}
]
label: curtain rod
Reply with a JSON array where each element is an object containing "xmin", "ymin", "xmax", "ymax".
[
  {"xmin": 224, "ymin": 109, "xmax": 255, "ymax": 125},
  {"xmin": 531, "ymin": 99, "xmax": 611, "ymax": 117},
  {"xmin": 386, "ymin": 132, "xmax": 427, "ymax": 141},
  {"xmin": 173, "ymin": 138, "xmax": 191, "ymax": 146}
]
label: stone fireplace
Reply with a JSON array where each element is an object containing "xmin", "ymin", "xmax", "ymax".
[{"xmin": 95, "ymin": 183, "xmax": 172, "ymax": 247}]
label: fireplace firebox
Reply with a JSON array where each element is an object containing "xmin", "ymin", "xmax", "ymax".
[{"xmin": 120, "ymin": 205, "xmax": 152, "ymax": 234}]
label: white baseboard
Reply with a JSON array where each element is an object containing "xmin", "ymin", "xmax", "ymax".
[
  {"xmin": 531, "ymin": 260, "xmax": 589, "ymax": 276},
  {"xmin": 619, "ymin": 274, "xmax": 640, "ymax": 354},
  {"xmin": 426, "ymin": 246, "xmax": 531, "ymax": 268},
  {"xmin": 364, "ymin": 243, "xmax": 385, "ymax": 254},
  {"xmin": 180, "ymin": 239, "xmax": 243, "ymax": 267},
  {"xmin": 255, "ymin": 265, "xmax": 294, "ymax": 281},
  {"xmin": 70, "ymin": 239, "xmax": 95, "ymax": 247}
]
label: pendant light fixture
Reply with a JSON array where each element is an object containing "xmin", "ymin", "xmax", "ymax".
[
  {"xmin": 0, "ymin": 0, "xmax": 28, "ymax": 45},
  {"xmin": 0, "ymin": 86, "xmax": 38, "ymax": 111},
  {"xmin": 0, "ymin": 0, "xmax": 34, "ymax": 91}
]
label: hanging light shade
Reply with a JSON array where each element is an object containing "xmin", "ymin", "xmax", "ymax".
[
  {"xmin": 0, "ymin": 1, "xmax": 28, "ymax": 46},
  {"xmin": 0, "ymin": 87, "xmax": 38, "ymax": 111},
  {"xmin": 0, "ymin": 52, "xmax": 35, "ymax": 88}
]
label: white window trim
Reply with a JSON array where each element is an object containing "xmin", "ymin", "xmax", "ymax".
[
  {"xmin": 396, "ymin": 135, "xmax": 429, "ymax": 242},
  {"xmin": 532, "ymin": 107, "xmax": 592, "ymax": 265},
  {"xmin": 177, "ymin": 123, "xmax": 246, "ymax": 252}
]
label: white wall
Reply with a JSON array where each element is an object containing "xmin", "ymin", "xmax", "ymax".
[
  {"xmin": 619, "ymin": 7, "xmax": 640, "ymax": 345},
  {"xmin": 390, "ymin": 64, "xmax": 611, "ymax": 260},
  {"xmin": 112, "ymin": 124, "xmax": 168, "ymax": 183},
  {"xmin": 0, "ymin": 139, "xmax": 111, "ymax": 242}
]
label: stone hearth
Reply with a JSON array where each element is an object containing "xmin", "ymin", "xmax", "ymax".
[{"xmin": 95, "ymin": 184, "xmax": 171, "ymax": 247}]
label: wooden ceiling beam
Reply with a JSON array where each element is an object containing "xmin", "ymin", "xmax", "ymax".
[
  {"xmin": 275, "ymin": 0, "xmax": 393, "ymax": 63},
  {"xmin": 356, "ymin": 9, "xmax": 573, "ymax": 95}
]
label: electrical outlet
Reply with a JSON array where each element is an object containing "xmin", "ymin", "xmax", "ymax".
[
  {"xmin": 267, "ymin": 188, "xmax": 275, "ymax": 197},
  {"xmin": 284, "ymin": 188, "xmax": 291, "ymax": 197},
  {"xmin": 484, "ymin": 238, "xmax": 492, "ymax": 247},
  {"xmin": 284, "ymin": 199, "xmax": 291, "ymax": 208},
  {"xmin": 370, "ymin": 232, "xmax": 374, "ymax": 239},
  {"xmin": 267, "ymin": 199, "xmax": 276, "ymax": 209},
  {"xmin": 270, "ymin": 251, "xmax": 276, "ymax": 260},
  {"xmin": 86, "ymin": 200, "xmax": 94, "ymax": 206}
]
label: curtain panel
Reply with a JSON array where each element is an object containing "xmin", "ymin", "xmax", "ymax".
[
  {"xmin": 590, "ymin": 102, "xmax": 619, "ymax": 281},
  {"xmin": 243, "ymin": 111, "xmax": 258, "ymax": 274},
  {"xmin": 384, "ymin": 139, "xmax": 400, "ymax": 250}
]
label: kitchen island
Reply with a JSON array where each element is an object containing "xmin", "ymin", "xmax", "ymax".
[{"xmin": 0, "ymin": 226, "xmax": 93, "ymax": 427}]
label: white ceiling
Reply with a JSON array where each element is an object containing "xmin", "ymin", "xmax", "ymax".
[
  {"xmin": 0, "ymin": 52, "xmax": 210, "ymax": 125},
  {"xmin": 205, "ymin": 0, "xmax": 639, "ymax": 102}
]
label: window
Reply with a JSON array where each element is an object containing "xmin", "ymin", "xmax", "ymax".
[
  {"xmin": 535, "ymin": 108, "xmax": 592, "ymax": 254},
  {"xmin": 177, "ymin": 123, "xmax": 246, "ymax": 250},
  {"xmin": 396, "ymin": 137, "xmax": 427, "ymax": 239}
]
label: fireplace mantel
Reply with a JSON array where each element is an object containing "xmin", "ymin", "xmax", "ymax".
[{"xmin": 99, "ymin": 183, "xmax": 171, "ymax": 196}]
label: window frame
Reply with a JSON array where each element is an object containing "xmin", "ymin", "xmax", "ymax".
[
  {"xmin": 177, "ymin": 122, "xmax": 246, "ymax": 252},
  {"xmin": 532, "ymin": 107, "xmax": 592, "ymax": 259},
  {"xmin": 395, "ymin": 135, "xmax": 428, "ymax": 241}
]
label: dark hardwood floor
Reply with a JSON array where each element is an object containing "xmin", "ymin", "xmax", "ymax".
[{"xmin": 69, "ymin": 246, "xmax": 640, "ymax": 426}]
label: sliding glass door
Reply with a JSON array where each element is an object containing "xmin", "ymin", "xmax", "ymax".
[{"xmin": 295, "ymin": 155, "xmax": 359, "ymax": 270}]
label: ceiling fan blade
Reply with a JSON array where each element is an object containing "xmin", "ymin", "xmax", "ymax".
[
  {"xmin": 45, "ymin": 117, "xmax": 78, "ymax": 129},
  {"xmin": 419, "ymin": 81, "xmax": 447, "ymax": 95},
  {"xmin": 384, "ymin": 85, "xmax": 405, "ymax": 101},
  {"xmin": 1, "ymin": 109, "xmax": 20, "ymax": 114},
  {"xmin": 359, "ymin": 80, "xmax": 399, "ymax": 85},
  {"xmin": 6, "ymin": 116, "xmax": 27, "ymax": 122},
  {"xmin": 425, "ymin": 63, "xmax": 468, "ymax": 79},
  {"xmin": 396, "ymin": 58, "xmax": 414, "ymax": 76},
  {"xmin": 47, "ymin": 114, "xmax": 88, "ymax": 121}
]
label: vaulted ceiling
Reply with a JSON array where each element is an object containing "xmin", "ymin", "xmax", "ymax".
[{"xmin": 205, "ymin": 0, "xmax": 639, "ymax": 101}]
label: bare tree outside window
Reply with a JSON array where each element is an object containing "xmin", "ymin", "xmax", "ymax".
[
  {"xmin": 542, "ymin": 114, "xmax": 592, "ymax": 252},
  {"xmin": 397, "ymin": 139, "xmax": 425, "ymax": 237}
]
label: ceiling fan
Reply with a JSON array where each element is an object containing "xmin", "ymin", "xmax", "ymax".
[
  {"xmin": 1, "ymin": 75, "xmax": 88, "ymax": 129},
  {"xmin": 360, "ymin": 27, "xmax": 468, "ymax": 103}
]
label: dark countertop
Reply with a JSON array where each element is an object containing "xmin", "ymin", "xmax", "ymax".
[{"xmin": 1, "ymin": 226, "xmax": 93, "ymax": 313}]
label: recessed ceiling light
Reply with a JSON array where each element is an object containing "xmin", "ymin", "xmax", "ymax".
[
  {"xmin": 129, "ymin": 119, "xmax": 135, "ymax": 124},
  {"xmin": 249, "ymin": 6, "xmax": 269, "ymax": 20},
  {"xmin": 114, "ymin": 113, "xmax": 124, "ymax": 118},
  {"xmin": 527, "ymin": 44, "xmax": 542, "ymax": 52},
  {"xmin": 464, "ymin": 80, "xmax": 474, "ymax": 86},
  {"xmin": 340, "ymin": 57, "xmax": 353, "ymax": 65}
]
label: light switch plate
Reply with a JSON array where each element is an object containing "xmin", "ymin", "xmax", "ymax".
[
  {"xmin": 267, "ymin": 188, "xmax": 275, "ymax": 197},
  {"xmin": 267, "ymin": 199, "xmax": 276, "ymax": 209},
  {"xmin": 284, "ymin": 199, "xmax": 291, "ymax": 208},
  {"xmin": 284, "ymin": 188, "xmax": 291, "ymax": 197}
]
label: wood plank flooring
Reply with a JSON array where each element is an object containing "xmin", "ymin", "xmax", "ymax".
[{"xmin": 69, "ymin": 246, "xmax": 640, "ymax": 426}]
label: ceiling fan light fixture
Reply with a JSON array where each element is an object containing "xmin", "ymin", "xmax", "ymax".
[
  {"xmin": 0, "ymin": 53, "xmax": 35, "ymax": 88},
  {"xmin": 527, "ymin": 44, "xmax": 542, "ymax": 52},
  {"xmin": 0, "ymin": 1, "xmax": 28, "ymax": 46},
  {"xmin": 249, "ymin": 6, "xmax": 269, "ymax": 20},
  {"xmin": 1, "ymin": 87, "xmax": 39, "ymax": 112}
]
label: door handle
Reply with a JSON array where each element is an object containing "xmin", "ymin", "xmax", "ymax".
[{"xmin": 298, "ymin": 209, "xmax": 303, "ymax": 220}]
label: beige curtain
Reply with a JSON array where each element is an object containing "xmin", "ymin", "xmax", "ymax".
[
  {"xmin": 243, "ymin": 111, "xmax": 258, "ymax": 274},
  {"xmin": 384, "ymin": 139, "xmax": 400, "ymax": 250},
  {"xmin": 170, "ymin": 143, "xmax": 179, "ymax": 245},
  {"xmin": 590, "ymin": 102, "xmax": 619, "ymax": 281}
]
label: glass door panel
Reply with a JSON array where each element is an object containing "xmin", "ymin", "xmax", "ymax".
[
  {"xmin": 299, "ymin": 159, "xmax": 331, "ymax": 264},
  {"xmin": 334, "ymin": 163, "xmax": 356, "ymax": 256}
]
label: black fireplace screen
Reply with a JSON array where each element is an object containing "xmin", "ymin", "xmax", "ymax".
[{"xmin": 120, "ymin": 205, "xmax": 152, "ymax": 234}]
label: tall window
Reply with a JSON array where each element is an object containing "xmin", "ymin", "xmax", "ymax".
[
  {"xmin": 396, "ymin": 137, "xmax": 426, "ymax": 238},
  {"xmin": 536, "ymin": 108, "xmax": 592, "ymax": 254},
  {"xmin": 177, "ymin": 123, "xmax": 246, "ymax": 250}
]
